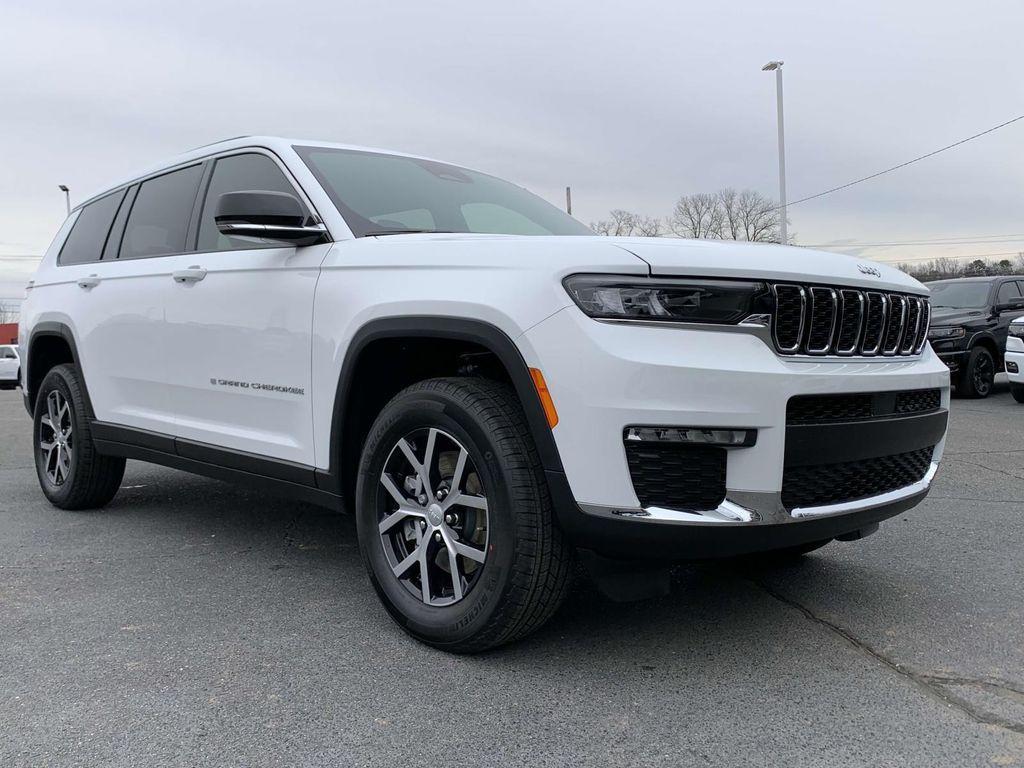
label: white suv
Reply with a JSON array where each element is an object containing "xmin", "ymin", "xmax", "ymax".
[
  {"xmin": 1007, "ymin": 316, "xmax": 1024, "ymax": 402},
  {"xmin": 0, "ymin": 344, "xmax": 19, "ymax": 389},
  {"xmin": 20, "ymin": 137, "xmax": 950, "ymax": 651}
]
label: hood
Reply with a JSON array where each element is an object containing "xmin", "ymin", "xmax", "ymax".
[
  {"xmin": 929, "ymin": 307, "xmax": 989, "ymax": 326},
  {"xmin": 605, "ymin": 237, "xmax": 927, "ymax": 295}
]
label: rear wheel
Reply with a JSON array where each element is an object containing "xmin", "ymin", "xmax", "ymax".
[
  {"xmin": 355, "ymin": 377, "xmax": 573, "ymax": 653},
  {"xmin": 33, "ymin": 364, "xmax": 125, "ymax": 510},
  {"xmin": 1012, "ymin": 383, "xmax": 1024, "ymax": 404},
  {"xmin": 957, "ymin": 346, "xmax": 995, "ymax": 399}
]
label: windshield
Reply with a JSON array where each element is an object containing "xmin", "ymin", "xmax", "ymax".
[
  {"xmin": 926, "ymin": 281, "xmax": 991, "ymax": 309},
  {"xmin": 294, "ymin": 146, "xmax": 593, "ymax": 238}
]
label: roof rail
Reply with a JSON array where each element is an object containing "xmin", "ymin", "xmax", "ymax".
[{"xmin": 183, "ymin": 135, "xmax": 253, "ymax": 153}]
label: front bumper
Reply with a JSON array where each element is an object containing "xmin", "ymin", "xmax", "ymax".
[
  {"xmin": 520, "ymin": 307, "xmax": 950, "ymax": 559},
  {"xmin": 1006, "ymin": 342, "xmax": 1024, "ymax": 382}
]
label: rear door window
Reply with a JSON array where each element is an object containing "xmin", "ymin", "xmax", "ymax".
[
  {"xmin": 196, "ymin": 153, "xmax": 305, "ymax": 252},
  {"xmin": 58, "ymin": 189, "xmax": 127, "ymax": 265},
  {"xmin": 120, "ymin": 165, "xmax": 203, "ymax": 259}
]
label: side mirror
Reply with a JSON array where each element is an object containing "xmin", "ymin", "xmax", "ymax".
[{"xmin": 215, "ymin": 190, "xmax": 328, "ymax": 246}]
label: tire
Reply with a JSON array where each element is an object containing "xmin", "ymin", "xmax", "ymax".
[
  {"xmin": 1012, "ymin": 383, "xmax": 1024, "ymax": 404},
  {"xmin": 957, "ymin": 346, "xmax": 995, "ymax": 399},
  {"xmin": 33, "ymin": 364, "xmax": 125, "ymax": 510},
  {"xmin": 355, "ymin": 377, "xmax": 573, "ymax": 653}
]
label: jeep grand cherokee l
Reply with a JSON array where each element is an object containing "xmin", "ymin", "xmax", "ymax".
[{"xmin": 19, "ymin": 137, "xmax": 949, "ymax": 651}]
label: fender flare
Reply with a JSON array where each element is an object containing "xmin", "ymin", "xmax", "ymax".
[
  {"xmin": 317, "ymin": 316, "xmax": 567, "ymax": 497},
  {"xmin": 25, "ymin": 321, "xmax": 93, "ymax": 417}
]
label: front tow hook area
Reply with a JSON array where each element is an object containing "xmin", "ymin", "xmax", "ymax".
[{"xmin": 580, "ymin": 550, "xmax": 672, "ymax": 602}]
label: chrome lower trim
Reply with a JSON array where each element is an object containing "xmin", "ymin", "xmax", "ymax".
[{"xmin": 579, "ymin": 461, "xmax": 938, "ymax": 527}]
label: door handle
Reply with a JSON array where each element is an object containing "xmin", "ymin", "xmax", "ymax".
[
  {"xmin": 77, "ymin": 274, "xmax": 100, "ymax": 289},
  {"xmin": 172, "ymin": 266, "xmax": 207, "ymax": 283}
]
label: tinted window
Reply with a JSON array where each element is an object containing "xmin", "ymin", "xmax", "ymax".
[
  {"xmin": 0, "ymin": 348, "xmax": 15, "ymax": 359},
  {"xmin": 997, "ymin": 281, "xmax": 1022, "ymax": 305},
  {"xmin": 197, "ymin": 153, "xmax": 303, "ymax": 251},
  {"xmin": 926, "ymin": 281, "xmax": 992, "ymax": 309},
  {"xmin": 294, "ymin": 146, "xmax": 594, "ymax": 237},
  {"xmin": 58, "ymin": 190, "xmax": 127, "ymax": 265},
  {"xmin": 120, "ymin": 165, "xmax": 203, "ymax": 259}
]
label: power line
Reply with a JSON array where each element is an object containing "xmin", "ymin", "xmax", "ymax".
[
  {"xmin": 875, "ymin": 250, "xmax": 1023, "ymax": 264},
  {"xmin": 806, "ymin": 232, "xmax": 1024, "ymax": 248},
  {"xmin": 814, "ymin": 237, "xmax": 1024, "ymax": 249},
  {"xmin": 783, "ymin": 113, "xmax": 1024, "ymax": 209}
]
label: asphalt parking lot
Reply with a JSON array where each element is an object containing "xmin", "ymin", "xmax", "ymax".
[{"xmin": 2, "ymin": 384, "xmax": 1023, "ymax": 767}]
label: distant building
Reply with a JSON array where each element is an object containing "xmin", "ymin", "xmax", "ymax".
[{"xmin": 0, "ymin": 323, "xmax": 17, "ymax": 344}]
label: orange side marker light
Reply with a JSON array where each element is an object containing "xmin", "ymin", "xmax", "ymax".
[{"xmin": 529, "ymin": 368, "xmax": 559, "ymax": 429}]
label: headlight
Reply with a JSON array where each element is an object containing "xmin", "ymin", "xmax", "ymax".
[
  {"xmin": 927, "ymin": 326, "xmax": 965, "ymax": 340},
  {"xmin": 1009, "ymin": 325, "xmax": 1024, "ymax": 339},
  {"xmin": 563, "ymin": 275, "xmax": 772, "ymax": 324}
]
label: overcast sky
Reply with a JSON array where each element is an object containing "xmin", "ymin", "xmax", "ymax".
[{"xmin": 2, "ymin": 0, "xmax": 1023, "ymax": 303}]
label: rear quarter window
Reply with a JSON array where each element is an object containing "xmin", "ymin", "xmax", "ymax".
[{"xmin": 58, "ymin": 190, "xmax": 127, "ymax": 265}]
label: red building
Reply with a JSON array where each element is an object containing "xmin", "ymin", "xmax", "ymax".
[{"xmin": 0, "ymin": 323, "xmax": 17, "ymax": 345}]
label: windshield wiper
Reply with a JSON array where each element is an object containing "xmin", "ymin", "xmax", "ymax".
[{"xmin": 368, "ymin": 229, "xmax": 455, "ymax": 236}]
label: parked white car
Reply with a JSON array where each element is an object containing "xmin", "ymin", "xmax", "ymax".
[
  {"xmin": 0, "ymin": 344, "xmax": 19, "ymax": 389},
  {"xmin": 1006, "ymin": 316, "xmax": 1024, "ymax": 403},
  {"xmin": 19, "ymin": 136, "xmax": 950, "ymax": 651}
]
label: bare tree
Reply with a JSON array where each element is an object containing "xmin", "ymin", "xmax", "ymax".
[
  {"xmin": 669, "ymin": 193, "xmax": 723, "ymax": 239},
  {"xmin": 735, "ymin": 189, "xmax": 782, "ymax": 243},
  {"xmin": 933, "ymin": 257, "xmax": 964, "ymax": 279},
  {"xmin": 591, "ymin": 209, "xmax": 639, "ymax": 237},
  {"xmin": 634, "ymin": 215, "xmax": 664, "ymax": 237},
  {"xmin": 717, "ymin": 188, "xmax": 742, "ymax": 240},
  {"xmin": 592, "ymin": 187, "xmax": 783, "ymax": 242}
]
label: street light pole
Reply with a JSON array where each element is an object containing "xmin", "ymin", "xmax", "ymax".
[
  {"xmin": 58, "ymin": 185, "xmax": 70, "ymax": 216},
  {"xmin": 762, "ymin": 61, "xmax": 787, "ymax": 244}
]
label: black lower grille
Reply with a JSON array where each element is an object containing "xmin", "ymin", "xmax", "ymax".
[
  {"xmin": 787, "ymin": 388, "xmax": 942, "ymax": 424},
  {"xmin": 624, "ymin": 442, "xmax": 726, "ymax": 510},
  {"xmin": 781, "ymin": 446, "xmax": 934, "ymax": 509},
  {"xmin": 896, "ymin": 388, "xmax": 941, "ymax": 414}
]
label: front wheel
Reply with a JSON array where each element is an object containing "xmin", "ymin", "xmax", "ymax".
[
  {"xmin": 1012, "ymin": 383, "xmax": 1024, "ymax": 404},
  {"xmin": 957, "ymin": 346, "xmax": 995, "ymax": 399},
  {"xmin": 355, "ymin": 377, "xmax": 573, "ymax": 653},
  {"xmin": 33, "ymin": 364, "xmax": 125, "ymax": 510}
]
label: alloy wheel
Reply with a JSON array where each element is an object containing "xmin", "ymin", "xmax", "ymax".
[
  {"xmin": 973, "ymin": 353, "xmax": 993, "ymax": 396},
  {"xmin": 377, "ymin": 427, "xmax": 489, "ymax": 606},
  {"xmin": 39, "ymin": 390, "xmax": 73, "ymax": 486}
]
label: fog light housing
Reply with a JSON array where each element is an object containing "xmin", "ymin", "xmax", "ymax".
[
  {"xmin": 1008, "ymin": 361, "xmax": 1020, "ymax": 374},
  {"xmin": 624, "ymin": 426, "xmax": 756, "ymax": 447}
]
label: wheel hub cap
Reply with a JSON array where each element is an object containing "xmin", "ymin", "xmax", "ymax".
[{"xmin": 426, "ymin": 502, "xmax": 444, "ymax": 527}]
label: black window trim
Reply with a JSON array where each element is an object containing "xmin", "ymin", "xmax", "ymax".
[
  {"xmin": 56, "ymin": 187, "xmax": 128, "ymax": 267},
  {"xmin": 58, "ymin": 145, "xmax": 333, "ymax": 266},
  {"xmin": 103, "ymin": 184, "xmax": 140, "ymax": 261},
  {"xmin": 115, "ymin": 161, "xmax": 207, "ymax": 261}
]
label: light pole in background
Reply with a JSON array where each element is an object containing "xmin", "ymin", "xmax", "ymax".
[
  {"xmin": 58, "ymin": 185, "xmax": 70, "ymax": 216},
  {"xmin": 762, "ymin": 60, "xmax": 787, "ymax": 244}
]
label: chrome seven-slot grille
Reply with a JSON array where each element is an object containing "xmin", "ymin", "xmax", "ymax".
[{"xmin": 771, "ymin": 284, "xmax": 930, "ymax": 357}]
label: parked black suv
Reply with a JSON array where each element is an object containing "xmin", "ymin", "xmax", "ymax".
[{"xmin": 926, "ymin": 275, "xmax": 1024, "ymax": 398}]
